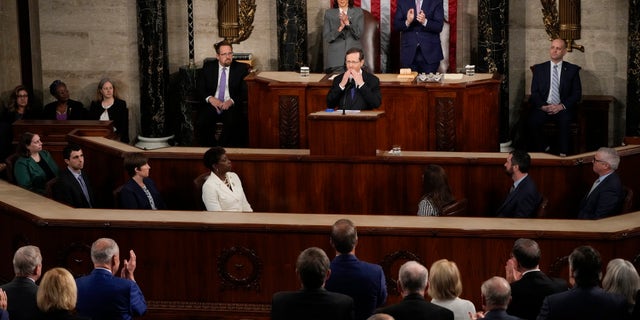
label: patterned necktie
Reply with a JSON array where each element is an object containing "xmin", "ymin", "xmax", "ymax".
[
  {"xmin": 218, "ymin": 67, "xmax": 227, "ymax": 102},
  {"xmin": 77, "ymin": 174, "xmax": 92, "ymax": 207},
  {"xmin": 549, "ymin": 64, "xmax": 560, "ymax": 104}
]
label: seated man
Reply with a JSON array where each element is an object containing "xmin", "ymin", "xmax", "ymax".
[
  {"xmin": 271, "ymin": 247, "xmax": 354, "ymax": 320},
  {"xmin": 52, "ymin": 144, "xmax": 95, "ymax": 208},
  {"xmin": 75, "ymin": 238, "xmax": 147, "ymax": 320},
  {"xmin": 326, "ymin": 47, "xmax": 381, "ymax": 110},
  {"xmin": 496, "ymin": 150, "xmax": 541, "ymax": 218},
  {"xmin": 578, "ymin": 147, "xmax": 624, "ymax": 219},
  {"xmin": 528, "ymin": 38, "xmax": 582, "ymax": 156}
]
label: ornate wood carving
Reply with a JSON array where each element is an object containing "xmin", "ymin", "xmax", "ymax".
[
  {"xmin": 217, "ymin": 246, "xmax": 262, "ymax": 291},
  {"xmin": 278, "ymin": 96, "xmax": 300, "ymax": 149},
  {"xmin": 380, "ymin": 250, "xmax": 424, "ymax": 296},
  {"xmin": 435, "ymin": 97, "xmax": 456, "ymax": 151},
  {"xmin": 58, "ymin": 242, "xmax": 92, "ymax": 278},
  {"xmin": 547, "ymin": 255, "xmax": 569, "ymax": 279}
]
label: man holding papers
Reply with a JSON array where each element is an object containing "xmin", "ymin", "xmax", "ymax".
[{"xmin": 326, "ymin": 47, "xmax": 381, "ymax": 110}]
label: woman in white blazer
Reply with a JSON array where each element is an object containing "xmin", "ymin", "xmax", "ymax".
[{"xmin": 202, "ymin": 147, "xmax": 252, "ymax": 212}]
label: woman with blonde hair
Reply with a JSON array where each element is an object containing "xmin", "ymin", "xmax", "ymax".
[
  {"xmin": 602, "ymin": 258, "xmax": 639, "ymax": 313},
  {"xmin": 89, "ymin": 78, "xmax": 129, "ymax": 143},
  {"xmin": 37, "ymin": 267, "xmax": 89, "ymax": 319},
  {"xmin": 428, "ymin": 259, "xmax": 476, "ymax": 320}
]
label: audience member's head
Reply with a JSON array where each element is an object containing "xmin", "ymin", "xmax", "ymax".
[
  {"xmin": 330, "ymin": 218, "xmax": 358, "ymax": 254},
  {"xmin": 49, "ymin": 80, "xmax": 69, "ymax": 102},
  {"xmin": 36, "ymin": 267, "xmax": 77, "ymax": 313},
  {"xmin": 333, "ymin": 0, "xmax": 355, "ymax": 8},
  {"xmin": 203, "ymin": 146, "xmax": 227, "ymax": 171},
  {"xmin": 569, "ymin": 245, "xmax": 602, "ymax": 287},
  {"xmin": 512, "ymin": 238, "xmax": 541, "ymax": 270},
  {"xmin": 594, "ymin": 147, "xmax": 620, "ymax": 172},
  {"xmin": 91, "ymin": 238, "xmax": 120, "ymax": 272},
  {"xmin": 62, "ymin": 144, "xmax": 84, "ymax": 173},
  {"xmin": 367, "ymin": 313, "xmax": 394, "ymax": 320},
  {"xmin": 295, "ymin": 247, "xmax": 331, "ymax": 290},
  {"xmin": 481, "ymin": 276, "xmax": 512, "ymax": 311},
  {"xmin": 509, "ymin": 150, "xmax": 531, "ymax": 173},
  {"xmin": 398, "ymin": 261, "xmax": 429, "ymax": 296},
  {"xmin": 12, "ymin": 245, "xmax": 42, "ymax": 279},
  {"xmin": 421, "ymin": 164, "xmax": 454, "ymax": 210},
  {"xmin": 17, "ymin": 132, "xmax": 41, "ymax": 157},
  {"xmin": 9, "ymin": 85, "xmax": 31, "ymax": 113},
  {"xmin": 602, "ymin": 258, "xmax": 640, "ymax": 306},
  {"xmin": 427, "ymin": 259, "xmax": 463, "ymax": 301},
  {"xmin": 124, "ymin": 153, "xmax": 149, "ymax": 178},
  {"xmin": 95, "ymin": 78, "xmax": 119, "ymax": 101},
  {"xmin": 214, "ymin": 40, "xmax": 233, "ymax": 68}
]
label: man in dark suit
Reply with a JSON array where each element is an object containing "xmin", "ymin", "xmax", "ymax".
[
  {"xmin": 393, "ymin": 0, "xmax": 444, "ymax": 73},
  {"xmin": 528, "ymin": 38, "xmax": 582, "ymax": 156},
  {"xmin": 326, "ymin": 219, "xmax": 387, "ymax": 320},
  {"xmin": 578, "ymin": 147, "xmax": 624, "ymax": 219},
  {"xmin": 537, "ymin": 246, "xmax": 628, "ymax": 320},
  {"xmin": 505, "ymin": 239, "xmax": 567, "ymax": 320},
  {"xmin": 271, "ymin": 247, "xmax": 354, "ymax": 320},
  {"xmin": 0, "ymin": 245, "xmax": 43, "ymax": 320},
  {"xmin": 473, "ymin": 277, "xmax": 523, "ymax": 320},
  {"xmin": 76, "ymin": 238, "xmax": 147, "ymax": 320},
  {"xmin": 197, "ymin": 40, "xmax": 250, "ymax": 147},
  {"xmin": 52, "ymin": 144, "xmax": 95, "ymax": 208},
  {"xmin": 375, "ymin": 261, "xmax": 453, "ymax": 320},
  {"xmin": 327, "ymin": 47, "xmax": 381, "ymax": 110},
  {"xmin": 497, "ymin": 150, "xmax": 542, "ymax": 218}
]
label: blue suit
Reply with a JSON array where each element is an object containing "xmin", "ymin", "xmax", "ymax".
[
  {"xmin": 271, "ymin": 288, "xmax": 354, "ymax": 320},
  {"xmin": 75, "ymin": 268, "xmax": 147, "ymax": 320},
  {"xmin": 528, "ymin": 61, "xmax": 582, "ymax": 154},
  {"xmin": 393, "ymin": 0, "xmax": 444, "ymax": 73},
  {"xmin": 496, "ymin": 175, "xmax": 542, "ymax": 218},
  {"xmin": 325, "ymin": 254, "xmax": 387, "ymax": 320},
  {"xmin": 578, "ymin": 172, "xmax": 623, "ymax": 219},
  {"xmin": 536, "ymin": 286, "xmax": 628, "ymax": 320},
  {"xmin": 119, "ymin": 177, "xmax": 167, "ymax": 210}
]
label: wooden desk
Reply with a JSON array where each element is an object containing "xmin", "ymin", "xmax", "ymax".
[
  {"xmin": 1, "ymin": 181, "xmax": 638, "ymax": 320},
  {"xmin": 307, "ymin": 110, "xmax": 387, "ymax": 156},
  {"xmin": 246, "ymin": 72, "xmax": 501, "ymax": 152}
]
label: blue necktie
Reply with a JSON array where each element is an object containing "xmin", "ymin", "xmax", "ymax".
[{"xmin": 77, "ymin": 174, "xmax": 92, "ymax": 207}]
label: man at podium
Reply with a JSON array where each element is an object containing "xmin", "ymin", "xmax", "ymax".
[{"xmin": 326, "ymin": 47, "xmax": 381, "ymax": 110}]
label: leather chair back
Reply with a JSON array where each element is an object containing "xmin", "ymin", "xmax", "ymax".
[
  {"xmin": 4, "ymin": 153, "xmax": 20, "ymax": 184},
  {"xmin": 361, "ymin": 10, "xmax": 380, "ymax": 73},
  {"xmin": 441, "ymin": 198, "xmax": 468, "ymax": 216},
  {"xmin": 194, "ymin": 172, "xmax": 210, "ymax": 210}
]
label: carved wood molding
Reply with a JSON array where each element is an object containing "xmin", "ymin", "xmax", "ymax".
[
  {"xmin": 435, "ymin": 97, "xmax": 456, "ymax": 151},
  {"xmin": 217, "ymin": 246, "xmax": 262, "ymax": 291},
  {"xmin": 380, "ymin": 250, "xmax": 424, "ymax": 296},
  {"xmin": 148, "ymin": 300, "xmax": 270, "ymax": 313},
  {"xmin": 278, "ymin": 95, "xmax": 300, "ymax": 149}
]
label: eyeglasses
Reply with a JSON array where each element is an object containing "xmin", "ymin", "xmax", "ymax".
[
  {"xmin": 345, "ymin": 60, "xmax": 361, "ymax": 65},
  {"xmin": 17, "ymin": 94, "xmax": 28, "ymax": 98},
  {"xmin": 592, "ymin": 158, "xmax": 607, "ymax": 164},
  {"xmin": 219, "ymin": 52, "xmax": 234, "ymax": 56}
]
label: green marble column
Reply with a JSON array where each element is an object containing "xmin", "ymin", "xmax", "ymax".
[
  {"xmin": 277, "ymin": 0, "xmax": 307, "ymax": 71},
  {"xmin": 627, "ymin": 0, "xmax": 640, "ymax": 135}
]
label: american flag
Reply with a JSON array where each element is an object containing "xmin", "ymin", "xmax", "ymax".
[{"xmin": 347, "ymin": 0, "xmax": 457, "ymax": 72}]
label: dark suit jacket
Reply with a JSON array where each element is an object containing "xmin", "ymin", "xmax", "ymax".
[
  {"xmin": 0, "ymin": 277, "xmax": 42, "ymax": 320},
  {"xmin": 393, "ymin": 0, "xmax": 444, "ymax": 66},
  {"xmin": 537, "ymin": 286, "xmax": 628, "ymax": 320},
  {"xmin": 497, "ymin": 175, "xmax": 542, "ymax": 218},
  {"xmin": 197, "ymin": 59, "xmax": 250, "ymax": 146},
  {"xmin": 41, "ymin": 99, "xmax": 87, "ymax": 120},
  {"xmin": 119, "ymin": 177, "xmax": 167, "ymax": 210},
  {"xmin": 52, "ymin": 168, "xmax": 95, "ymax": 208},
  {"xmin": 271, "ymin": 287, "xmax": 354, "ymax": 320},
  {"xmin": 325, "ymin": 254, "xmax": 387, "ymax": 320},
  {"xmin": 376, "ymin": 293, "xmax": 454, "ymax": 320},
  {"xmin": 483, "ymin": 309, "xmax": 523, "ymax": 320},
  {"xmin": 578, "ymin": 171, "xmax": 623, "ymax": 219},
  {"xmin": 529, "ymin": 61, "xmax": 582, "ymax": 112},
  {"xmin": 507, "ymin": 271, "xmax": 568, "ymax": 320},
  {"xmin": 326, "ymin": 71, "xmax": 381, "ymax": 110},
  {"xmin": 75, "ymin": 268, "xmax": 147, "ymax": 320},
  {"xmin": 40, "ymin": 310, "xmax": 91, "ymax": 320},
  {"xmin": 89, "ymin": 98, "xmax": 129, "ymax": 143}
]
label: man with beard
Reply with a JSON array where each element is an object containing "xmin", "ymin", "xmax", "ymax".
[{"xmin": 496, "ymin": 150, "xmax": 542, "ymax": 218}]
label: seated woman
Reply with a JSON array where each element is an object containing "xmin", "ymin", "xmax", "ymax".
[
  {"xmin": 42, "ymin": 80, "xmax": 86, "ymax": 120},
  {"xmin": 323, "ymin": 0, "xmax": 364, "ymax": 73},
  {"xmin": 89, "ymin": 78, "xmax": 129, "ymax": 143},
  {"xmin": 37, "ymin": 267, "xmax": 89, "ymax": 320},
  {"xmin": 119, "ymin": 153, "xmax": 166, "ymax": 210},
  {"xmin": 1, "ymin": 85, "xmax": 36, "ymax": 161},
  {"xmin": 202, "ymin": 147, "xmax": 252, "ymax": 212},
  {"xmin": 14, "ymin": 132, "xmax": 59, "ymax": 194},
  {"xmin": 417, "ymin": 164, "xmax": 454, "ymax": 216},
  {"xmin": 428, "ymin": 259, "xmax": 476, "ymax": 320}
]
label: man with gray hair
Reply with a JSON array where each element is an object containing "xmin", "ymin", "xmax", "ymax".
[
  {"xmin": 375, "ymin": 261, "xmax": 453, "ymax": 320},
  {"xmin": 0, "ymin": 245, "xmax": 43, "ymax": 320},
  {"xmin": 578, "ymin": 147, "xmax": 624, "ymax": 219},
  {"xmin": 75, "ymin": 238, "xmax": 146, "ymax": 320},
  {"xmin": 472, "ymin": 277, "xmax": 522, "ymax": 320}
]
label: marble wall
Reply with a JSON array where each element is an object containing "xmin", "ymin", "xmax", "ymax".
[{"xmin": 0, "ymin": 0, "xmax": 630, "ymax": 144}]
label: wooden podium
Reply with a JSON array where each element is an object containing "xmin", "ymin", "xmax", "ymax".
[{"xmin": 307, "ymin": 110, "xmax": 386, "ymax": 156}]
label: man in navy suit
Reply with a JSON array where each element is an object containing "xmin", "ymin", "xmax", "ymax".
[
  {"xmin": 578, "ymin": 147, "xmax": 624, "ymax": 219},
  {"xmin": 197, "ymin": 40, "xmax": 250, "ymax": 147},
  {"xmin": 497, "ymin": 150, "xmax": 542, "ymax": 218},
  {"xmin": 505, "ymin": 239, "xmax": 567, "ymax": 320},
  {"xmin": 271, "ymin": 247, "xmax": 354, "ymax": 320},
  {"xmin": 52, "ymin": 144, "xmax": 95, "ymax": 208},
  {"xmin": 0, "ymin": 245, "xmax": 43, "ymax": 320},
  {"xmin": 393, "ymin": 0, "xmax": 444, "ymax": 73},
  {"xmin": 472, "ymin": 277, "xmax": 522, "ymax": 320},
  {"xmin": 537, "ymin": 246, "xmax": 628, "ymax": 320},
  {"xmin": 325, "ymin": 219, "xmax": 387, "ymax": 320},
  {"xmin": 76, "ymin": 238, "xmax": 147, "ymax": 320},
  {"xmin": 528, "ymin": 38, "xmax": 582, "ymax": 156},
  {"xmin": 375, "ymin": 261, "xmax": 453, "ymax": 320},
  {"xmin": 326, "ymin": 47, "xmax": 381, "ymax": 110}
]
